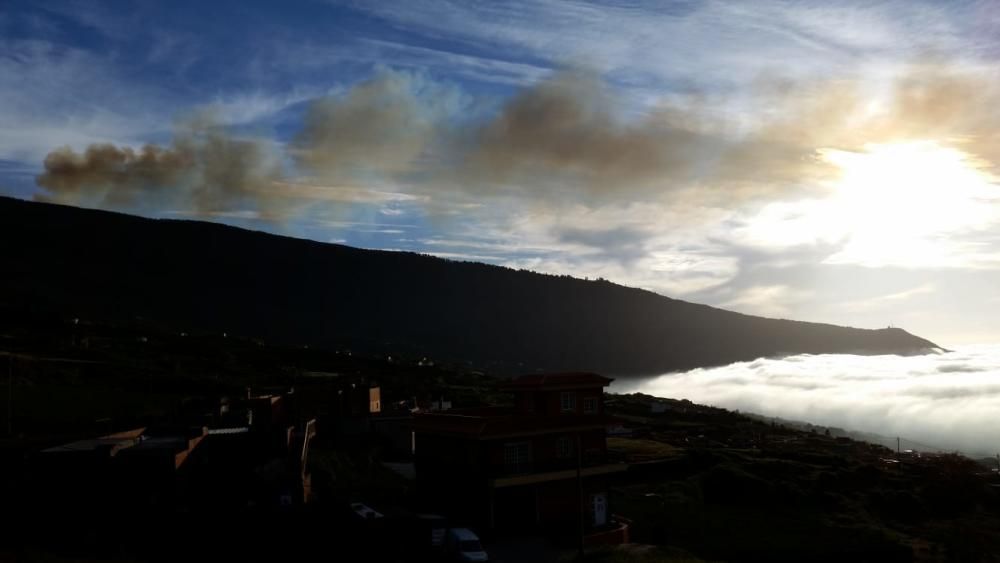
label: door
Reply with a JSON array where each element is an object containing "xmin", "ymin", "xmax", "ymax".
[{"xmin": 591, "ymin": 492, "xmax": 607, "ymax": 527}]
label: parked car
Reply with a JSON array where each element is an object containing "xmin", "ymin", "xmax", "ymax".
[
  {"xmin": 444, "ymin": 528, "xmax": 488, "ymax": 562},
  {"xmin": 350, "ymin": 502, "xmax": 384, "ymax": 520}
]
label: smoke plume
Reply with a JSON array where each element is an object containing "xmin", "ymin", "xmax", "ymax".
[
  {"xmin": 292, "ymin": 71, "xmax": 440, "ymax": 182},
  {"xmin": 36, "ymin": 116, "xmax": 283, "ymax": 217},
  {"xmin": 34, "ymin": 63, "xmax": 1000, "ymax": 216},
  {"xmin": 459, "ymin": 72, "xmax": 710, "ymax": 197}
]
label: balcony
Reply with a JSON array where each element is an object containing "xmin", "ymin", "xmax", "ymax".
[
  {"xmin": 493, "ymin": 451, "xmax": 608, "ymax": 478},
  {"xmin": 488, "ymin": 460, "xmax": 627, "ymax": 488}
]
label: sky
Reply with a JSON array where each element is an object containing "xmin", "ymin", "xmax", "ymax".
[{"xmin": 3, "ymin": 1, "xmax": 1000, "ymax": 345}]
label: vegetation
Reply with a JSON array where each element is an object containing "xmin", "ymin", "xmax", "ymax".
[{"xmin": 606, "ymin": 393, "xmax": 1000, "ymax": 562}]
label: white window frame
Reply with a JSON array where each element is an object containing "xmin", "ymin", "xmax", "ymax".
[
  {"xmin": 504, "ymin": 441, "xmax": 532, "ymax": 473},
  {"xmin": 556, "ymin": 436, "xmax": 575, "ymax": 459},
  {"xmin": 560, "ymin": 392, "xmax": 577, "ymax": 412},
  {"xmin": 583, "ymin": 397, "xmax": 597, "ymax": 414}
]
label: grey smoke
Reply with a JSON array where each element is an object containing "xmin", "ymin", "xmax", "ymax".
[
  {"xmin": 36, "ymin": 115, "xmax": 283, "ymax": 217},
  {"xmin": 35, "ymin": 64, "xmax": 1000, "ymax": 217}
]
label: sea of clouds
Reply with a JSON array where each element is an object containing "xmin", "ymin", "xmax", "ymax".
[{"xmin": 612, "ymin": 345, "xmax": 1000, "ymax": 456}]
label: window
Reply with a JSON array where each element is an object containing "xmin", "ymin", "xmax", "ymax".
[
  {"xmin": 521, "ymin": 393, "xmax": 535, "ymax": 413},
  {"xmin": 504, "ymin": 442, "xmax": 532, "ymax": 473},
  {"xmin": 459, "ymin": 540, "xmax": 483, "ymax": 552},
  {"xmin": 560, "ymin": 392, "xmax": 576, "ymax": 412},
  {"xmin": 583, "ymin": 397, "xmax": 597, "ymax": 414},
  {"xmin": 556, "ymin": 436, "xmax": 576, "ymax": 459}
]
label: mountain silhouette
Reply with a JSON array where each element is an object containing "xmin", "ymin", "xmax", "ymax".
[{"xmin": 0, "ymin": 196, "xmax": 938, "ymax": 375}]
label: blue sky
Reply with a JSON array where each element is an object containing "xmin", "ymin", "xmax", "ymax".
[{"xmin": 4, "ymin": 1, "xmax": 1000, "ymax": 344}]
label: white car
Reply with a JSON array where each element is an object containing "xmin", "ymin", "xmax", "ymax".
[
  {"xmin": 349, "ymin": 502, "xmax": 383, "ymax": 520},
  {"xmin": 444, "ymin": 528, "xmax": 489, "ymax": 562}
]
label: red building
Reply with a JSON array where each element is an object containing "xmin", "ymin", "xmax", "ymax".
[{"xmin": 413, "ymin": 373, "xmax": 626, "ymax": 536}]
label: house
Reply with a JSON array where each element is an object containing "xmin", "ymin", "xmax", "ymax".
[
  {"xmin": 34, "ymin": 426, "xmax": 205, "ymax": 517},
  {"xmin": 33, "ymin": 386, "xmax": 318, "ymax": 517},
  {"xmin": 329, "ymin": 382, "xmax": 381, "ymax": 417},
  {"xmin": 314, "ymin": 380, "xmax": 382, "ymax": 438},
  {"xmin": 413, "ymin": 373, "xmax": 627, "ymax": 538}
]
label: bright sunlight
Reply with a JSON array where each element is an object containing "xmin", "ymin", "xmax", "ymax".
[
  {"xmin": 742, "ymin": 140, "xmax": 999, "ymax": 268},
  {"xmin": 823, "ymin": 141, "xmax": 998, "ymax": 267}
]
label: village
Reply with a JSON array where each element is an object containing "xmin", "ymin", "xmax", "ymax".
[
  {"xmin": 3, "ymin": 316, "xmax": 1000, "ymax": 562},
  {"xmin": 13, "ymin": 365, "xmax": 634, "ymax": 561}
]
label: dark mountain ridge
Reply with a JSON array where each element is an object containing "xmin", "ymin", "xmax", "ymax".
[{"xmin": 0, "ymin": 196, "xmax": 939, "ymax": 375}]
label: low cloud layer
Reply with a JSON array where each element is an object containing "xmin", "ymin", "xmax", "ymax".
[{"xmin": 615, "ymin": 346, "xmax": 1000, "ymax": 455}]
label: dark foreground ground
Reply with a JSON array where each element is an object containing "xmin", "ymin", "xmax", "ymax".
[{"xmin": 1, "ymin": 312, "xmax": 997, "ymax": 562}]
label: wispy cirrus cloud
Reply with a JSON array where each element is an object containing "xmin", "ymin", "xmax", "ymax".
[
  {"xmin": 720, "ymin": 285, "xmax": 816, "ymax": 318},
  {"xmin": 843, "ymin": 283, "xmax": 937, "ymax": 312},
  {"xmin": 351, "ymin": 0, "xmax": 982, "ymax": 89},
  {"xmin": 0, "ymin": 38, "xmax": 170, "ymax": 164}
]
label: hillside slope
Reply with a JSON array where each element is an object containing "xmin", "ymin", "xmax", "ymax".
[{"xmin": 0, "ymin": 197, "xmax": 938, "ymax": 375}]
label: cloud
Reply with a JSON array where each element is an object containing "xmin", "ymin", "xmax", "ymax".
[
  {"xmin": 720, "ymin": 284, "xmax": 815, "ymax": 318},
  {"xmin": 358, "ymin": 38, "xmax": 551, "ymax": 87},
  {"xmin": 350, "ymin": 1, "xmax": 970, "ymax": 87},
  {"xmin": 616, "ymin": 345, "xmax": 1000, "ymax": 455},
  {"xmin": 206, "ymin": 88, "xmax": 321, "ymax": 126},
  {"xmin": 554, "ymin": 225, "xmax": 651, "ymax": 266},
  {"xmin": 440, "ymin": 200, "xmax": 743, "ymax": 295},
  {"xmin": 0, "ymin": 38, "xmax": 173, "ymax": 164},
  {"xmin": 843, "ymin": 283, "xmax": 937, "ymax": 312},
  {"xmin": 268, "ymin": 180, "xmax": 427, "ymax": 204}
]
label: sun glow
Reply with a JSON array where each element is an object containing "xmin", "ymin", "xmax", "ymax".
[
  {"xmin": 822, "ymin": 141, "xmax": 998, "ymax": 267},
  {"xmin": 740, "ymin": 140, "xmax": 999, "ymax": 268}
]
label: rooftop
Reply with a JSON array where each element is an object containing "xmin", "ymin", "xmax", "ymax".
[
  {"xmin": 500, "ymin": 372, "xmax": 613, "ymax": 390},
  {"xmin": 121, "ymin": 436, "xmax": 189, "ymax": 454},
  {"xmin": 41, "ymin": 426, "xmax": 147, "ymax": 455},
  {"xmin": 207, "ymin": 427, "xmax": 250, "ymax": 435},
  {"xmin": 414, "ymin": 410, "xmax": 608, "ymax": 439},
  {"xmin": 42, "ymin": 437, "xmax": 136, "ymax": 455}
]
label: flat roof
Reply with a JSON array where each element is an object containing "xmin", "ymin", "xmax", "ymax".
[
  {"xmin": 118, "ymin": 436, "xmax": 188, "ymax": 454},
  {"xmin": 42, "ymin": 437, "xmax": 134, "ymax": 454},
  {"xmin": 414, "ymin": 412, "xmax": 608, "ymax": 439},
  {"xmin": 207, "ymin": 427, "xmax": 250, "ymax": 435},
  {"xmin": 501, "ymin": 373, "xmax": 613, "ymax": 390}
]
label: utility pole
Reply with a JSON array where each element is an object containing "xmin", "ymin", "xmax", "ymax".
[
  {"xmin": 896, "ymin": 437, "xmax": 900, "ymax": 457},
  {"xmin": 577, "ymin": 433, "xmax": 585, "ymax": 560},
  {"xmin": 7, "ymin": 354, "xmax": 13, "ymax": 436}
]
